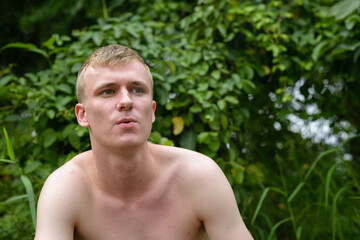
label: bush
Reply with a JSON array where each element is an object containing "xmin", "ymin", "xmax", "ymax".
[{"xmin": 1, "ymin": 0, "xmax": 360, "ymax": 239}]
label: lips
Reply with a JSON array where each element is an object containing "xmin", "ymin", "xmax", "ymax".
[{"xmin": 116, "ymin": 118, "xmax": 137, "ymax": 127}]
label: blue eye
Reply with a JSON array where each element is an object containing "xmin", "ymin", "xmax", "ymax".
[
  {"xmin": 132, "ymin": 88, "xmax": 144, "ymax": 94},
  {"xmin": 101, "ymin": 89, "xmax": 115, "ymax": 95}
]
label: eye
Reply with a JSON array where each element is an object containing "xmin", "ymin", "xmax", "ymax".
[
  {"xmin": 101, "ymin": 89, "xmax": 115, "ymax": 96},
  {"xmin": 132, "ymin": 87, "xmax": 144, "ymax": 95}
]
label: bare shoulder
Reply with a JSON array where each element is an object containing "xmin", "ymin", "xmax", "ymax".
[
  {"xmin": 37, "ymin": 151, "xmax": 92, "ymax": 217},
  {"xmin": 150, "ymin": 143, "xmax": 219, "ymax": 169},
  {"xmin": 149, "ymin": 143, "xmax": 227, "ymax": 189},
  {"xmin": 42, "ymin": 151, "xmax": 91, "ymax": 192},
  {"xmin": 149, "ymin": 144, "xmax": 253, "ymax": 239},
  {"xmin": 35, "ymin": 151, "xmax": 93, "ymax": 239}
]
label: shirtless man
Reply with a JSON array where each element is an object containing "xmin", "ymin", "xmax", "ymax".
[{"xmin": 35, "ymin": 44, "xmax": 253, "ymax": 240}]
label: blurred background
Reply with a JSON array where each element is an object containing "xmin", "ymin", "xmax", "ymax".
[{"xmin": 1, "ymin": 0, "xmax": 359, "ymax": 239}]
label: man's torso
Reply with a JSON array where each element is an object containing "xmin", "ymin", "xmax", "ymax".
[{"xmin": 69, "ymin": 146, "xmax": 208, "ymax": 240}]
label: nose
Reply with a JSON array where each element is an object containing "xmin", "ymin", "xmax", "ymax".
[{"xmin": 116, "ymin": 90, "xmax": 133, "ymax": 111}]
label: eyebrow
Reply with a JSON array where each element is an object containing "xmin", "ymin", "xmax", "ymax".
[
  {"xmin": 130, "ymin": 80, "xmax": 148, "ymax": 88},
  {"xmin": 92, "ymin": 80, "xmax": 149, "ymax": 94},
  {"xmin": 92, "ymin": 82, "xmax": 117, "ymax": 94}
]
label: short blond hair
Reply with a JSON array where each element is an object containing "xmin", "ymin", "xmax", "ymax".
[{"xmin": 76, "ymin": 44, "xmax": 149, "ymax": 103}]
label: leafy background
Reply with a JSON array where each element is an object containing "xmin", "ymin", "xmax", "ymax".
[{"xmin": 1, "ymin": 0, "xmax": 360, "ymax": 239}]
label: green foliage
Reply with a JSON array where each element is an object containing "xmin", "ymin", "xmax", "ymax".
[
  {"xmin": 1, "ymin": 128, "xmax": 36, "ymax": 238},
  {"xmin": 1, "ymin": 0, "xmax": 360, "ymax": 239}
]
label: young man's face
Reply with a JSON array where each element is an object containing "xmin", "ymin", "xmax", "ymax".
[{"xmin": 75, "ymin": 60, "xmax": 156, "ymax": 149}]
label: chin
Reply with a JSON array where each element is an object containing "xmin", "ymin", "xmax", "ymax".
[
  {"xmin": 91, "ymin": 130, "xmax": 151, "ymax": 150},
  {"xmin": 111, "ymin": 138, "xmax": 148, "ymax": 149}
]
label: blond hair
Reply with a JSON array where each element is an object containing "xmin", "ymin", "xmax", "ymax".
[{"xmin": 76, "ymin": 44, "xmax": 150, "ymax": 103}]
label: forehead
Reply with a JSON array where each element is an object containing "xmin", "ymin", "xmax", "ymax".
[{"xmin": 83, "ymin": 60, "xmax": 153, "ymax": 89}]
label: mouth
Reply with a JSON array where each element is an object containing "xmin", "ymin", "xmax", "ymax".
[{"xmin": 116, "ymin": 118, "xmax": 137, "ymax": 126}]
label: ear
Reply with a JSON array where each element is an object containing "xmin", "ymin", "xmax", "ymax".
[
  {"xmin": 151, "ymin": 101, "xmax": 156, "ymax": 123},
  {"xmin": 75, "ymin": 103, "xmax": 89, "ymax": 127}
]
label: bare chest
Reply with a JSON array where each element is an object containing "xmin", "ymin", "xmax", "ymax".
[{"xmin": 75, "ymin": 182, "xmax": 206, "ymax": 240}]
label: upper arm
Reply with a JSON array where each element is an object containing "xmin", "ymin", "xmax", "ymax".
[
  {"xmin": 35, "ymin": 168, "xmax": 80, "ymax": 240},
  {"xmin": 193, "ymin": 158, "xmax": 253, "ymax": 240}
]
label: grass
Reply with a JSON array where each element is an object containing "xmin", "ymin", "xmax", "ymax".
[
  {"xmin": 250, "ymin": 135, "xmax": 360, "ymax": 239},
  {"xmin": 1, "ymin": 128, "xmax": 37, "ymax": 230}
]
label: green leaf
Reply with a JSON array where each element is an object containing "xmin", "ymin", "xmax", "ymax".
[
  {"xmin": 240, "ymin": 108, "xmax": 250, "ymax": 119},
  {"xmin": 0, "ymin": 158, "xmax": 16, "ymax": 164},
  {"xmin": 198, "ymin": 83, "xmax": 209, "ymax": 91},
  {"xmin": 208, "ymin": 140, "xmax": 220, "ymax": 152},
  {"xmin": 192, "ymin": 52, "xmax": 202, "ymax": 64},
  {"xmin": 3, "ymin": 127, "xmax": 15, "ymax": 161},
  {"xmin": 56, "ymin": 83, "xmax": 72, "ymax": 94},
  {"xmin": 233, "ymin": 109, "xmax": 244, "ymax": 126},
  {"xmin": 180, "ymin": 128, "xmax": 197, "ymax": 150},
  {"xmin": 190, "ymin": 105, "xmax": 202, "ymax": 113},
  {"xmin": 166, "ymin": 61, "xmax": 176, "ymax": 74},
  {"xmin": 20, "ymin": 175, "xmax": 37, "ymax": 229},
  {"xmin": 220, "ymin": 113, "xmax": 228, "ymax": 129},
  {"xmin": 194, "ymin": 62, "xmax": 209, "ymax": 76},
  {"xmin": 204, "ymin": 27, "xmax": 213, "ymax": 38},
  {"xmin": 282, "ymin": 93, "xmax": 292, "ymax": 102},
  {"xmin": 240, "ymin": 80, "xmax": 256, "ymax": 93},
  {"xmin": 329, "ymin": 0, "xmax": 360, "ymax": 20},
  {"xmin": 304, "ymin": 148, "xmax": 337, "ymax": 180},
  {"xmin": 0, "ymin": 194, "xmax": 28, "ymax": 205},
  {"xmin": 331, "ymin": 41, "xmax": 360, "ymax": 56},
  {"xmin": 43, "ymin": 129, "xmax": 58, "ymax": 148},
  {"xmin": 267, "ymin": 218, "xmax": 292, "ymax": 240},
  {"xmin": 269, "ymin": 187, "xmax": 287, "ymax": 196},
  {"xmin": 231, "ymin": 162, "xmax": 244, "ymax": 184},
  {"xmin": 251, "ymin": 187, "xmax": 271, "ymax": 225},
  {"xmin": 217, "ymin": 99, "xmax": 227, "ymax": 111},
  {"xmin": 235, "ymin": 170, "xmax": 244, "ymax": 184},
  {"xmin": 0, "ymin": 75, "xmax": 14, "ymax": 87},
  {"xmin": 345, "ymin": 15, "xmax": 360, "ymax": 30},
  {"xmin": 149, "ymin": 131, "xmax": 162, "ymax": 143},
  {"xmin": 68, "ymin": 131, "xmax": 80, "ymax": 148},
  {"xmin": 353, "ymin": 206, "xmax": 360, "ymax": 227},
  {"xmin": 312, "ymin": 40, "xmax": 328, "ymax": 61},
  {"xmin": 217, "ymin": 23, "xmax": 227, "ymax": 38},
  {"xmin": 126, "ymin": 26, "xmax": 140, "ymax": 38},
  {"xmin": 332, "ymin": 184, "xmax": 350, "ymax": 239},
  {"xmin": 197, "ymin": 132, "xmax": 209, "ymax": 143},
  {"xmin": 232, "ymin": 73, "xmax": 241, "ymax": 83},
  {"xmin": 228, "ymin": 146, "xmax": 237, "ymax": 162},
  {"xmin": 92, "ymin": 32, "xmax": 104, "ymax": 46},
  {"xmin": 25, "ymin": 161, "xmax": 42, "ymax": 174},
  {"xmin": 71, "ymin": 62, "xmax": 83, "ymax": 73},
  {"xmin": 160, "ymin": 139, "xmax": 174, "ymax": 146},
  {"xmin": 211, "ymin": 70, "xmax": 221, "ymax": 80},
  {"xmin": 0, "ymin": 42, "xmax": 47, "ymax": 57},
  {"xmin": 244, "ymin": 66, "xmax": 254, "ymax": 79},
  {"xmin": 42, "ymin": 34, "xmax": 57, "ymax": 50},
  {"xmin": 4, "ymin": 114, "xmax": 22, "ymax": 122},
  {"xmin": 224, "ymin": 96, "xmax": 239, "ymax": 105},
  {"xmin": 325, "ymin": 163, "xmax": 339, "ymax": 212},
  {"xmin": 56, "ymin": 95, "xmax": 72, "ymax": 109},
  {"xmin": 46, "ymin": 109, "xmax": 56, "ymax": 119},
  {"xmin": 288, "ymin": 181, "xmax": 305, "ymax": 203}
]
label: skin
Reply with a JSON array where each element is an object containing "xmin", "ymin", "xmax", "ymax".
[{"xmin": 35, "ymin": 60, "xmax": 253, "ymax": 240}]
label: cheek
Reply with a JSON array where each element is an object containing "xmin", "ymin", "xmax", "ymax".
[{"xmin": 86, "ymin": 103, "xmax": 111, "ymax": 122}]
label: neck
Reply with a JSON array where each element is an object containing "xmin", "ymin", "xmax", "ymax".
[{"xmin": 90, "ymin": 142, "xmax": 158, "ymax": 201}]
